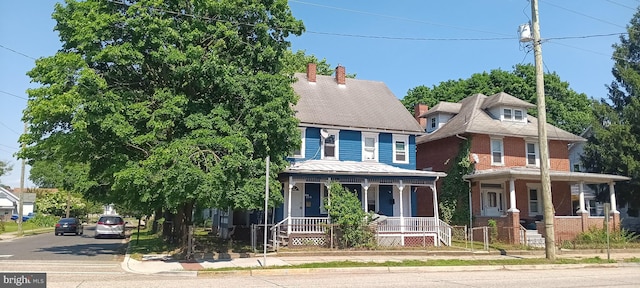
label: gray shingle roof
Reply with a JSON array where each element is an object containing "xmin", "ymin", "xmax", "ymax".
[
  {"xmin": 292, "ymin": 73, "xmax": 424, "ymax": 133},
  {"xmin": 420, "ymin": 102, "xmax": 461, "ymax": 117},
  {"xmin": 417, "ymin": 93, "xmax": 585, "ymax": 143}
]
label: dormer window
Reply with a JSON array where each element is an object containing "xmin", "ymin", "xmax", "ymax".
[
  {"xmin": 502, "ymin": 107, "xmax": 525, "ymax": 122},
  {"xmin": 430, "ymin": 117, "xmax": 436, "ymax": 129}
]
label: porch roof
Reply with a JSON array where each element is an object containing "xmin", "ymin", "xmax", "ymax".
[
  {"xmin": 284, "ymin": 160, "xmax": 446, "ymax": 180},
  {"xmin": 463, "ymin": 167, "xmax": 630, "ymax": 184}
]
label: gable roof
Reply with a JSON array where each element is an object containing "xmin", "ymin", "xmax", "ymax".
[
  {"xmin": 417, "ymin": 92, "xmax": 585, "ymax": 143},
  {"xmin": 292, "ymin": 73, "xmax": 424, "ymax": 134},
  {"xmin": 420, "ymin": 101, "xmax": 461, "ymax": 117},
  {"xmin": 0, "ymin": 187, "xmax": 18, "ymax": 202}
]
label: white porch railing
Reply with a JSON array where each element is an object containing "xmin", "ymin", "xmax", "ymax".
[{"xmin": 375, "ymin": 217, "xmax": 452, "ymax": 246}]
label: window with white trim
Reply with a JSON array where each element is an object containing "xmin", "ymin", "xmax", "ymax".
[
  {"xmin": 526, "ymin": 141, "xmax": 539, "ymax": 166},
  {"xmin": 393, "ymin": 135, "xmax": 409, "ymax": 164},
  {"xmin": 430, "ymin": 117, "xmax": 437, "ymax": 129},
  {"xmin": 527, "ymin": 185, "xmax": 542, "ymax": 216},
  {"xmin": 321, "ymin": 130, "xmax": 339, "ymax": 160},
  {"xmin": 514, "ymin": 109, "xmax": 524, "ymax": 121},
  {"xmin": 491, "ymin": 138, "xmax": 504, "ymax": 165},
  {"xmin": 362, "ymin": 132, "xmax": 379, "ymax": 161},
  {"xmin": 291, "ymin": 128, "xmax": 306, "ymax": 158},
  {"xmin": 503, "ymin": 108, "xmax": 512, "ymax": 120}
]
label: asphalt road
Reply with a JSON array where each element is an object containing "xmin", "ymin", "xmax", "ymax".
[{"xmin": 0, "ymin": 224, "xmax": 127, "ymax": 261}]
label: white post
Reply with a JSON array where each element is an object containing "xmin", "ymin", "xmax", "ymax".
[
  {"xmin": 432, "ymin": 184, "xmax": 440, "ymax": 247},
  {"xmin": 578, "ymin": 181, "xmax": 587, "ymax": 214},
  {"xmin": 262, "ymin": 156, "xmax": 270, "ymax": 266},
  {"xmin": 362, "ymin": 179, "xmax": 369, "ymax": 212},
  {"xmin": 507, "ymin": 178, "xmax": 519, "ymax": 212},
  {"xmin": 287, "ymin": 176, "xmax": 294, "ymax": 235},
  {"xmin": 398, "ymin": 181, "xmax": 405, "ymax": 246},
  {"xmin": 609, "ymin": 182, "xmax": 619, "ymax": 213}
]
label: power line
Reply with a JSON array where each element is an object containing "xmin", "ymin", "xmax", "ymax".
[
  {"xmin": 606, "ymin": 0, "xmax": 637, "ymax": 11},
  {"xmin": 0, "ymin": 121, "xmax": 21, "ymax": 136},
  {"xmin": 290, "ymin": 0, "xmax": 513, "ymax": 37},
  {"xmin": 0, "ymin": 44, "xmax": 37, "ymax": 60},
  {"xmin": 0, "ymin": 143, "xmax": 19, "ymax": 150},
  {"xmin": 541, "ymin": 0, "xmax": 626, "ymax": 29},
  {"xmin": 0, "ymin": 90, "xmax": 28, "ymax": 100}
]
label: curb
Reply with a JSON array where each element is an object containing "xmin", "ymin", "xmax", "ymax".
[{"xmin": 196, "ymin": 262, "xmax": 623, "ymax": 277}]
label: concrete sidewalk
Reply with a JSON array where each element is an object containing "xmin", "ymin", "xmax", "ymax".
[{"xmin": 120, "ymin": 249, "xmax": 640, "ymax": 277}]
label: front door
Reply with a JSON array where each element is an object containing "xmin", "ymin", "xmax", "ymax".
[
  {"xmin": 482, "ymin": 189, "xmax": 504, "ymax": 216},
  {"xmin": 291, "ymin": 185, "xmax": 304, "ymax": 217}
]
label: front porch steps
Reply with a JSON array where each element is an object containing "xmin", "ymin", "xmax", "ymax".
[{"xmin": 524, "ymin": 229, "xmax": 545, "ymax": 248}]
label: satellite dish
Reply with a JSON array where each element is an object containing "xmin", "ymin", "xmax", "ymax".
[
  {"xmin": 472, "ymin": 153, "xmax": 480, "ymax": 164},
  {"xmin": 320, "ymin": 129, "xmax": 329, "ymax": 139}
]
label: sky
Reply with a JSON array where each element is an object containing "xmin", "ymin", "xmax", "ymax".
[{"xmin": 0, "ymin": 0, "xmax": 637, "ymax": 189}]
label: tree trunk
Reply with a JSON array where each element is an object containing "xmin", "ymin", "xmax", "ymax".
[{"xmin": 151, "ymin": 207, "xmax": 162, "ymax": 234}]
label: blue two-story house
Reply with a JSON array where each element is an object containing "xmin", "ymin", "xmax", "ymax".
[{"xmin": 271, "ymin": 64, "xmax": 448, "ymax": 248}]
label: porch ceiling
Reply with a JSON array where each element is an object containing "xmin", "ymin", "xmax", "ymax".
[{"xmin": 462, "ymin": 167, "xmax": 630, "ymax": 184}]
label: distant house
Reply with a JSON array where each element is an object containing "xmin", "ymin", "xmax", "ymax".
[
  {"xmin": 0, "ymin": 187, "xmax": 18, "ymax": 221},
  {"xmin": 414, "ymin": 92, "xmax": 629, "ymax": 246}
]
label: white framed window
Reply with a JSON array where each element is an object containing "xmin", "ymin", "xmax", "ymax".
[
  {"xmin": 527, "ymin": 184, "xmax": 542, "ymax": 216},
  {"xmin": 430, "ymin": 117, "xmax": 437, "ymax": 129},
  {"xmin": 362, "ymin": 132, "xmax": 379, "ymax": 162},
  {"xmin": 291, "ymin": 128, "xmax": 306, "ymax": 158},
  {"xmin": 490, "ymin": 138, "xmax": 504, "ymax": 165},
  {"xmin": 367, "ymin": 187, "xmax": 378, "ymax": 213},
  {"xmin": 321, "ymin": 129, "xmax": 339, "ymax": 160},
  {"xmin": 503, "ymin": 108, "xmax": 512, "ymax": 120},
  {"xmin": 526, "ymin": 141, "xmax": 539, "ymax": 167},
  {"xmin": 514, "ymin": 109, "xmax": 524, "ymax": 121},
  {"xmin": 392, "ymin": 134, "xmax": 409, "ymax": 164}
]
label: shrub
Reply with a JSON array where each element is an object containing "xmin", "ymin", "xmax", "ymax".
[
  {"xmin": 574, "ymin": 226, "xmax": 639, "ymax": 244},
  {"xmin": 325, "ymin": 182, "xmax": 375, "ymax": 248},
  {"xmin": 487, "ymin": 219, "xmax": 498, "ymax": 243},
  {"xmin": 29, "ymin": 214, "xmax": 59, "ymax": 227}
]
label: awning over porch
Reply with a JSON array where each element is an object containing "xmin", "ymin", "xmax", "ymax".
[
  {"xmin": 463, "ymin": 166, "xmax": 630, "ymax": 215},
  {"xmin": 463, "ymin": 167, "xmax": 630, "ymax": 184},
  {"xmin": 283, "ymin": 160, "xmax": 446, "ymax": 185}
]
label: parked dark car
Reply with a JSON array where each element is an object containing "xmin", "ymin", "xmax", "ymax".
[{"xmin": 55, "ymin": 218, "xmax": 83, "ymax": 236}]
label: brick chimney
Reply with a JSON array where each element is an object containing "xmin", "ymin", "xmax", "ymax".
[
  {"xmin": 414, "ymin": 103, "xmax": 429, "ymax": 129},
  {"xmin": 306, "ymin": 63, "xmax": 316, "ymax": 83},
  {"xmin": 335, "ymin": 65, "xmax": 346, "ymax": 85}
]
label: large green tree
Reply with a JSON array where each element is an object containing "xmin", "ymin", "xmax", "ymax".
[
  {"xmin": 401, "ymin": 64, "xmax": 593, "ymax": 135},
  {"xmin": 21, "ymin": 0, "xmax": 304, "ymax": 245},
  {"xmin": 582, "ymin": 9, "xmax": 640, "ymax": 211}
]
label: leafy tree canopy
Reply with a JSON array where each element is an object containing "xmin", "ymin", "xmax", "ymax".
[
  {"xmin": 582, "ymin": 8, "xmax": 640, "ymax": 209},
  {"xmin": 401, "ymin": 64, "xmax": 593, "ymax": 135},
  {"xmin": 0, "ymin": 160, "xmax": 11, "ymax": 178},
  {"xmin": 21, "ymin": 0, "xmax": 304, "ymax": 228}
]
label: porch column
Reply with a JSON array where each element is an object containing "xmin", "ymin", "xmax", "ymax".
[
  {"xmin": 507, "ymin": 178, "xmax": 519, "ymax": 212},
  {"xmin": 577, "ymin": 181, "xmax": 587, "ymax": 214},
  {"xmin": 398, "ymin": 180, "xmax": 405, "ymax": 246},
  {"xmin": 362, "ymin": 179, "xmax": 369, "ymax": 212},
  {"xmin": 287, "ymin": 176, "xmax": 296, "ymax": 235},
  {"xmin": 609, "ymin": 182, "xmax": 619, "ymax": 213},
  {"xmin": 432, "ymin": 184, "xmax": 440, "ymax": 247}
]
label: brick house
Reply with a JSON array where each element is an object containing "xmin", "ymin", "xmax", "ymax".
[{"xmin": 414, "ymin": 92, "xmax": 629, "ymax": 246}]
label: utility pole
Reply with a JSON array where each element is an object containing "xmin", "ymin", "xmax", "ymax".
[
  {"xmin": 531, "ymin": 0, "xmax": 556, "ymax": 260},
  {"xmin": 17, "ymin": 123, "xmax": 27, "ymax": 237}
]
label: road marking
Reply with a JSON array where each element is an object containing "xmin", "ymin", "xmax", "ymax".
[{"xmin": 0, "ymin": 255, "xmax": 13, "ymax": 258}]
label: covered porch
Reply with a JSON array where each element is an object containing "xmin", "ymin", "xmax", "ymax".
[
  {"xmin": 463, "ymin": 167, "xmax": 630, "ymax": 245},
  {"xmin": 275, "ymin": 160, "xmax": 449, "ymax": 248}
]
